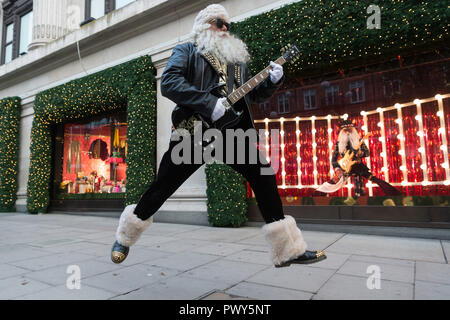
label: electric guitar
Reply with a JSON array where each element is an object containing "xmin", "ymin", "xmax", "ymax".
[
  {"xmin": 338, "ymin": 133, "xmax": 372, "ymax": 174},
  {"xmin": 171, "ymin": 44, "xmax": 301, "ymax": 131}
]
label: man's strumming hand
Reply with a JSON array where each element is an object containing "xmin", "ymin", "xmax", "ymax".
[
  {"xmin": 269, "ymin": 61, "xmax": 283, "ymax": 84},
  {"xmin": 211, "ymin": 97, "xmax": 227, "ymax": 122}
]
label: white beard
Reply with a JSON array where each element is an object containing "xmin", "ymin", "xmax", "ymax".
[
  {"xmin": 195, "ymin": 29, "xmax": 250, "ymax": 64},
  {"xmin": 338, "ymin": 128, "xmax": 361, "ymax": 154}
]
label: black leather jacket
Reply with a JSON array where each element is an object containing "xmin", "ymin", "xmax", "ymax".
[{"xmin": 161, "ymin": 42, "xmax": 282, "ymax": 130}]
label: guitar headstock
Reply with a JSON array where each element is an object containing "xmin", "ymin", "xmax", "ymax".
[{"xmin": 281, "ymin": 44, "xmax": 300, "ymax": 63}]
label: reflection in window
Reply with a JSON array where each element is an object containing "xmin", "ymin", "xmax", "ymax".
[
  {"xmin": 90, "ymin": 0, "xmax": 105, "ymax": 19},
  {"xmin": 116, "ymin": 0, "xmax": 135, "ymax": 9},
  {"xmin": 259, "ymin": 101, "xmax": 270, "ymax": 113},
  {"xmin": 325, "ymin": 85, "xmax": 339, "ymax": 106},
  {"xmin": 60, "ymin": 116, "xmax": 127, "ymax": 195},
  {"xmin": 19, "ymin": 11, "xmax": 33, "ymax": 55},
  {"xmin": 278, "ymin": 92, "xmax": 291, "ymax": 114},
  {"xmin": 4, "ymin": 23, "xmax": 14, "ymax": 64},
  {"xmin": 349, "ymin": 80, "xmax": 365, "ymax": 103},
  {"xmin": 303, "ymin": 89, "xmax": 317, "ymax": 110}
]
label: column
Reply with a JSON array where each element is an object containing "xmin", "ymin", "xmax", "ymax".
[
  {"xmin": 151, "ymin": 52, "xmax": 208, "ymax": 225},
  {"xmin": 28, "ymin": 0, "xmax": 83, "ymax": 51}
]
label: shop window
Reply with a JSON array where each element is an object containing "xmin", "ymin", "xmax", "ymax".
[{"xmin": 57, "ymin": 113, "xmax": 128, "ymax": 197}]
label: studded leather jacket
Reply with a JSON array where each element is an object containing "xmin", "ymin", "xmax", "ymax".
[{"xmin": 161, "ymin": 42, "xmax": 283, "ymax": 130}]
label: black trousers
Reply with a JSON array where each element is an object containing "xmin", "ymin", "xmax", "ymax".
[
  {"xmin": 134, "ymin": 130, "xmax": 285, "ymax": 223},
  {"xmin": 351, "ymin": 162, "xmax": 402, "ymax": 196}
]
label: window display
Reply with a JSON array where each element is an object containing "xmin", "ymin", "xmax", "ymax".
[
  {"xmin": 58, "ymin": 114, "xmax": 127, "ymax": 197},
  {"xmin": 251, "ymin": 58, "xmax": 450, "ymax": 201}
]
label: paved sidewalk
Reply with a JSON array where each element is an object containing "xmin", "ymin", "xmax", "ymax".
[{"xmin": 0, "ymin": 212, "xmax": 449, "ymax": 300}]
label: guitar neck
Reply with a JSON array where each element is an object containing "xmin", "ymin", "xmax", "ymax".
[{"xmin": 227, "ymin": 56, "xmax": 286, "ymax": 105}]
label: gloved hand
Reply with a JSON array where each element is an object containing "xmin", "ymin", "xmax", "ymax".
[
  {"xmin": 211, "ymin": 97, "xmax": 227, "ymax": 122},
  {"xmin": 269, "ymin": 61, "xmax": 283, "ymax": 84}
]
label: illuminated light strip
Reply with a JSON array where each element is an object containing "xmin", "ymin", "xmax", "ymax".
[
  {"xmin": 361, "ymin": 111, "xmax": 373, "ymax": 196},
  {"xmin": 254, "ymin": 95, "xmax": 450, "ymax": 124},
  {"xmin": 436, "ymin": 94, "xmax": 450, "ymax": 181},
  {"xmin": 280, "ymin": 117, "xmax": 286, "ymax": 188},
  {"xmin": 395, "ymin": 104, "xmax": 408, "ymax": 186},
  {"xmin": 264, "ymin": 118, "xmax": 270, "ymax": 163},
  {"xmin": 327, "ymin": 115, "xmax": 333, "ymax": 177},
  {"xmin": 295, "ymin": 117, "xmax": 302, "ymax": 188},
  {"xmin": 277, "ymin": 181, "xmax": 447, "ymax": 189},
  {"xmin": 311, "ymin": 116, "xmax": 318, "ymax": 188},
  {"xmin": 377, "ymin": 108, "xmax": 390, "ymax": 183},
  {"xmin": 255, "ymin": 94, "xmax": 450, "ymax": 189},
  {"xmin": 414, "ymin": 99, "xmax": 428, "ymax": 184}
]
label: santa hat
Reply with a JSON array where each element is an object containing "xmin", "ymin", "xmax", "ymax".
[
  {"xmin": 339, "ymin": 119, "xmax": 355, "ymax": 129},
  {"xmin": 192, "ymin": 4, "xmax": 230, "ymax": 36}
]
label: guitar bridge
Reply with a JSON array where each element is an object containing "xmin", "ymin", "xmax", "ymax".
[{"xmin": 222, "ymin": 99, "xmax": 232, "ymax": 109}]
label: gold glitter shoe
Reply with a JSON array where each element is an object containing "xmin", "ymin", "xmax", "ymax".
[
  {"xmin": 111, "ymin": 241, "xmax": 129, "ymax": 264},
  {"xmin": 276, "ymin": 250, "xmax": 327, "ymax": 268}
]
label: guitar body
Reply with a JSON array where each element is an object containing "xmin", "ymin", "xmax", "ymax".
[{"xmin": 338, "ymin": 150, "xmax": 357, "ymax": 174}]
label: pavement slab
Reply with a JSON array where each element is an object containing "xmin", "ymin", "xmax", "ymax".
[
  {"xmin": 112, "ymin": 275, "xmax": 230, "ymax": 300},
  {"xmin": 225, "ymin": 282, "xmax": 313, "ymax": 300},
  {"xmin": 313, "ymin": 274, "xmax": 414, "ymax": 300},
  {"xmin": 247, "ymin": 264, "xmax": 335, "ymax": 293},
  {"xmin": 326, "ymin": 234, "xmax": 445, "ymax": 263}
]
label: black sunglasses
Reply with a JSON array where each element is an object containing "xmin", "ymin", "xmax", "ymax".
[{"xmin": 211, "ymin": 18, "xmax": 230, "ymax": 30}]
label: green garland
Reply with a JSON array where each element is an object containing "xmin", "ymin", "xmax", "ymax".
[
  {"xmin": 27, "ymin": 56, "xmax": 156, "ymax": 213},
  {"xmin": 205, "ymin": 162, "xmax": 248, "ymax": 227},
  {"xmin": 230, "ymin": 0, "xmax": 450, "ymax": 78},
  {"xmin": 0, "ymin": 97, "xmax": 21, "ymax": 212}
]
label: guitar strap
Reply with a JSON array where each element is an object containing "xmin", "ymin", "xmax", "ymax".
[{"xmin": 227, "ymin": 63, "xmax": 236, "ymax": 96}]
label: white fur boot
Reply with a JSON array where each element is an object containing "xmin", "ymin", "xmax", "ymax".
[
  {"xmin": 115, "ymin": 204, "xmax": 152, "ymax": 247},
  {"xmin": 262, "ymin": 215, "xmax": 308, "ymax": 267}
]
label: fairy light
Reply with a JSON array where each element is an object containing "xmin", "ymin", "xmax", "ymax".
[
  {"xmin": 415, "ymin": 99, "xmax": 428, "ymax": 184},
  {"xmin": 435, "ymin": 94, "xmax": 450, "ymax": 182},
  {"xmin": 327, "ymin": 115, "xmax": 334, "ymax": 181},
  {"xmin": 264, "ymin": 118, "xmax": 270, "ymax": 163},
  {"xmin": 378, "ymin": 107, "xmax": 389, "ymax": 182},
  {"xmin": 362, "ymin": 110, "xmax": 373, "ymax": 196},
  {"xmin": 311, "ymin": 117, "xmax": 318, "ymax": 186},
  {"xmin": 396, "ymin": 103, "xmax": 408, "ymax": 189},
  {"xmin": 280, "ymin": 118, "xmax": 286, "ymax": 187}
]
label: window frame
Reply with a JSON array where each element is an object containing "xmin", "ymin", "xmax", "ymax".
[
  {"xmin": 303, "ymin": 88, "xmax": 317, "ymax": 110},
  {"xmin": 85, "ymin": 0, "xmax": 134, "ymax": 20},
  {"xmin": 325, "ymin": 84, "xmax": 339, "ymax": 106},
  {"xmin": 349, "ymin": 80, "xmax": 366, "ymax": 104},
  {"xmin": 277, "ymin": 92, "xmax": 291, "ymax": 114},
  {"xmin": 1, "ymin": 0, "xmax": 33, "ymax": 65}
]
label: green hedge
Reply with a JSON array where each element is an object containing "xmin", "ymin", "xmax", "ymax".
[
  {"xmin": 205, "ymin": 162, "xmax": 248, "ymax": 227},
  {"xmin": 0, "ymin": 97, "xmax": 21, "ymax": 212},
  {"xmin": 231, "ymin": 0, "xmax": 450, "ymax": 77},
  {"xmin": 27, "ymin": 56, "xmax": 156, "ymax": 213}
]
